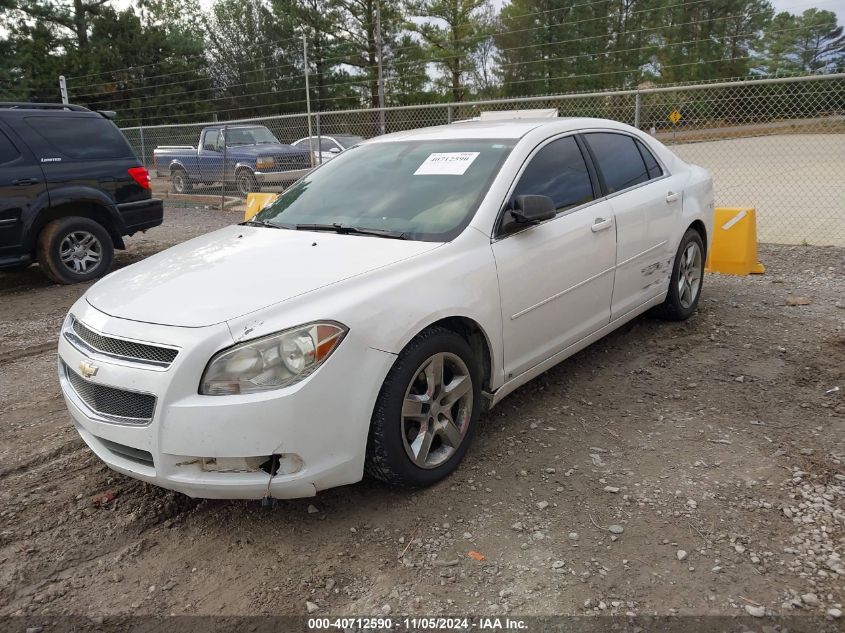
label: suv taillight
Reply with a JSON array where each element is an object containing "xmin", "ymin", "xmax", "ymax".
[{"xmin": 128, "ymin": 166, "xmax": 150, "ymax": 190}]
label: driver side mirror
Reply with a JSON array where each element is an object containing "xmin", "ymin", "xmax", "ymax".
[
  {"xmin": 328, "ymin": 147, "xmax": 341, "ymax": 154},
  {"xmin": 510, "ymin": 195, "xmax": 556, "ymax": 224}
]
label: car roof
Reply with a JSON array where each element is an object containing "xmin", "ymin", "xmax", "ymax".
[{"xmin": 367, "ymin": 117, "xmax": 636, "ymax": 143}]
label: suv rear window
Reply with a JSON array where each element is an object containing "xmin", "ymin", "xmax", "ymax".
[
  {"xmin": 25, "ymin": 116, "xmax": 134, "ymax": 160},
  {"xmin": 0, "ymin": 129, "xmax": 21, "ymax": 164}
]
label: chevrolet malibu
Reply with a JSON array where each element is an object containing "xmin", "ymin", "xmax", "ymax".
[{"xmin": 58, "ymin": 117, "xmax": 713, "ymax": 500}]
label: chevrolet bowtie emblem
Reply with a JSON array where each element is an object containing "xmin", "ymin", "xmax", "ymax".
[{"xmin": 79, "ymin": 360, "xmax": 99, "ymax": 378}]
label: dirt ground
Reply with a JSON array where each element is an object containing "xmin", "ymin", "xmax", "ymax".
[{"xmin": 0, "ymin": 206, "xmax": 843, "ymax": 627}]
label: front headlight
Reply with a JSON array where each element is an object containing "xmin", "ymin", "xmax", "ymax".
[
  {"xmin": 256, "ymin": 156, "xmax": 274, "ymax": 170},
  {"xmin": 200, "ymin": 322, "xmax": 347, "ymax": 395}
]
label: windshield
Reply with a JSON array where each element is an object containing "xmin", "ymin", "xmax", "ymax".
[
  {"xmin": 336, "ymin": 135, "xmax": 365, "ymax": 148},
  {"xmin": 255, "ymin": 139, "xmax": 515, "ymax": 242},
  {"xmin": 225, "ymin": 127, "xmax": 279, "ymax": 146}
]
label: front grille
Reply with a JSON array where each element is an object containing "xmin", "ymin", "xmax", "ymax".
[
  {"xmin": 68, "ymin": 318, "xmax": 178, "ymax": 367},
  {"xmin": 64, "ymin": 362, "xmax": 156, "ymax": 424},
  {"xmin": 275, "ymin": 153, "xmax": 311, "ymax": 170}
]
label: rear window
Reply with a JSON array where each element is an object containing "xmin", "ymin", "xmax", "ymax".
[
  {"xmin": 25, "ymin": 116, "xmax": 135, "ymax": 160},
  {"xmin": 0, "ymin": 129, "xmax": 21, "ymax": 164}
]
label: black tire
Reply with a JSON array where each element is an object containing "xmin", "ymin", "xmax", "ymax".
[
  {"xmin": 365, "ymin": 327, "xmax": 482, "ymax": 488},
  {"xmin": 236, "ymin": 170, "xmax": 259, "ymax": 197},
  {"xmin": 655, "ymin": 228, "xmax": 705, "ymax": 321},
  {"xmin": 36, "ymin": 216, "xmax": 114, "ymax": 284},
  {"xmin": 171, "ymin": 168, "xmax": 192, "ymax": 194}
]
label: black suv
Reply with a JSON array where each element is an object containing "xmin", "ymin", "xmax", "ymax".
[{"xmin": 0, "ymin": 103, "xmax": 163, "ymax": 284}]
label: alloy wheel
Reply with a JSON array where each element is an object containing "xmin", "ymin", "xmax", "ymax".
[
  {"xmin": 59, "ymin": 231, "xmax": 103, "ymax": 274},
  {"xmin": 401, "ymin": 352, "xmax": 473, "ymax": 469},
  {"xmin": 678, "ymin": 241, "xmax": 703, "ymax": 309}
]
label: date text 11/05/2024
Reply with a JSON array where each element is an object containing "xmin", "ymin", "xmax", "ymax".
[{"xmin": 307, "ymin": 617, "xmax": 528, "ymax": 630}]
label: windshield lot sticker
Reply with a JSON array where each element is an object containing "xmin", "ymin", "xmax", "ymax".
[{"xmin": 414, "ymin": 152, "xmax": 480, "ymax": 176}]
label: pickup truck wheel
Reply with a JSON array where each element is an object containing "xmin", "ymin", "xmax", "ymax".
[
  {"xmin": 171, "ymin": 169, "xmax": 192, "ymax": 194},
  {"xmin": 236, "ymin": 170, "xmax": 259, "ymax": 197},
  {"xmin": 365, "ymin": 327, "xmax": 481, "ymax": 488},
  {"xmin": 37, "ymin": 217, "xmax": 114, "ymax": 284}
]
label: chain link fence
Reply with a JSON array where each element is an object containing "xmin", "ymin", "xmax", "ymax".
[{"xmin": 123, "ymin": 73, "xmax": 845, "ymax": 245}]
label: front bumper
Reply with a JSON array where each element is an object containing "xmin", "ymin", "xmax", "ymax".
[
  {"xmin": 58, "ymin": 300, "xmax": 395, "ymax": 499},
  {"xmin": 254, "ymin": 168, "xmax": 313, "ymax": 186}
]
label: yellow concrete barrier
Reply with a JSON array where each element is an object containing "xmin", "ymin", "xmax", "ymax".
[
  {"xmin": 244, "ymin": 193, "xmax": 279, "ymax": 221},
  {"xmin": 705, "ymin": 207, "xmax": 765, "ymax": 276}
]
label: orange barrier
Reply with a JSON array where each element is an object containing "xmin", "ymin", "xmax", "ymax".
[{"xmin": 705, "ymin": 207, "xmax": 765, "ymax": 275}]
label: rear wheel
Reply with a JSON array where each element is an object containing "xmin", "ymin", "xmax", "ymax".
[
  {"xmin": 655, "ymin": 228, "xmax": 705, "ymax": 321},
  {"xmin": 171, "ymin": 168, "xmax": 191, "ymax": 194},
  {"xmin": 366, "ymin": 327, "xmax": 481, "ymax": 488},
  {"xmin": 36, "ymin": 216, "xmax": 114, "ymax": 284}
]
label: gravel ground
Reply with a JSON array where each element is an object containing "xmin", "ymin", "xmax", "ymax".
[{"xmin": 0, "ymin": 206, "xmax": 843, "ymax": 627}]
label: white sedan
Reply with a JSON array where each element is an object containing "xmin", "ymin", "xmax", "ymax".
[
  {"xmin": 291, "ymin": 134, "xmax": 364, "ymax": 163},
  {"xmin": 58, "ymin": 117, "xmax": 713, "ymax": 500}
]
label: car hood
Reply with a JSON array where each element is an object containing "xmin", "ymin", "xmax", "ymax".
[{"xmin": 86, "ymin": 225, "xmax": 442, "ymax": 327}]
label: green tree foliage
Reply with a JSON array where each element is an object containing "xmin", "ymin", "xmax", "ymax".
[
  {"xmin": 406, "ymin": 0, "xmax": 492, "ymax": 101},
  {"xmin": 759, "ymin": 9, "xmax": 845, "ymax": 74},
  {"xmin": 1, "ymin": 0, "xmax": 843, "ymax": 124},
  {"xmin": 203, "ymin": 0, "xmax": 303, "ymax": 118},
  {"xmin": 651, "ymin": 0, "xmax": 773, "ymax": 84},
  {"xmin": 80, "ymin": 2, "xmax": 213, "ymax": 125}
]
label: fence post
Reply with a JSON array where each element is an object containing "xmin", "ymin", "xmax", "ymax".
[
  {"xmin": 447, "ymin": 105, "xmax": 453, "ymax": 124},
  {"xmin": 315, "ymin": 112, "xmax": 322, "ymax": 165},
  {"xmin": 634, "ymin": 92, "xmax": 641, "ymax": 129},
  {"xmin": 58, "ymin": 75, "xmax": 68, "ymax": 104},
  {"xmin": 221, "ymin": 124, "xmax": 227, "ymax": 211},
  {"xmin": 139, "ymin": 127, "xmax": 146, "ymax": 168}
]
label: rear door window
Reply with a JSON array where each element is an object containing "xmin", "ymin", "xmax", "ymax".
[
  {"xmin": 584, "ymin": 132, "xmax": 649, "ymax": 194},
  {"xmin": 0, "ymin": 129, "xmax": 21, "ymax": 164},
  {"xmin": 25, "ymin": 116, "xmax": 134, "ymax": 160}
]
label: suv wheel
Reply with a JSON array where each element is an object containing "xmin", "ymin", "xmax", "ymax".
[
  {"xmin": 172, "ymin": 168, "xmax": 192, "ymax": 194},
  {"xmin": 37, "ymin": 217, "xmax": 114, "ymax": 284},
  {"xmin": 365, "ymin": 327, "xmax": 482, "ymax": 488}
]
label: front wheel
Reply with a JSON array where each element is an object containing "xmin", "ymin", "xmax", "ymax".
[
  {"xmin": 655, "ymin": 228, "xmax": 705, "ymax": 321},
  {"xmin": 236, "ymin": 170, "xmax": 259, "ymax": 197},
  {"xmin": 366, "ymin": 327, "xmax": 482, "ymax": 488},
  {"xmin": 36, "ymin": 216, "xmax": 114, "ymax": 284}
]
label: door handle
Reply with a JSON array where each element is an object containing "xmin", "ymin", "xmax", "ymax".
[
  {"xmin": 665, "ymin": 191, "xmax": 680, "ymax": 203},
  {"xmin": 13, "ymin": 178, "xmax": 39, "ymax": 186},
  {"xmin": 591, "ymin": 217, "xmax": 613, "ymax": 232}
]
